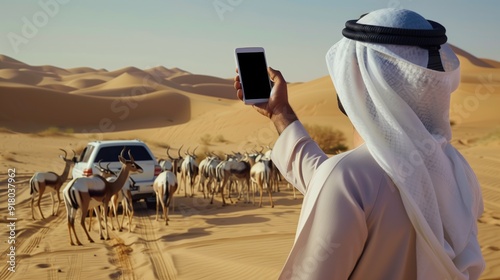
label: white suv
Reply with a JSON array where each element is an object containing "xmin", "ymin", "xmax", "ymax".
[{"xmin": 72, "ymin": 140, "xmax": 161, "ymax": 205}]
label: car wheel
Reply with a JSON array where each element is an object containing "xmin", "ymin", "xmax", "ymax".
[{"xmin": 145, "ymin": 197, "xmax": 157, "ymax": 209}]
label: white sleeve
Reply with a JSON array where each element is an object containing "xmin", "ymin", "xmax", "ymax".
[
  {"xmin": 271, "ymin": 120, "xmax": 328, "ymax": 195},
  {"xmin": 279, "ymin": 157, "xmax": 370, "ymax": 280}
]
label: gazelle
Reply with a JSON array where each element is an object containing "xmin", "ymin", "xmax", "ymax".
[
  {"xmin": 159, "ymin": 146, "xmax": 184, "ymax": 172},
  {"xmin": 153, "ymin": 170, "xmax": 178, "ymax": 225},
  {"xmin": 263, "ymin": 147, "xmax": 282, "ymax": 194},
  {"xmin": 216, "ymin": 153, "xmax": 251, "ymax": 206},
  {"xmin": 250, "ymin": 158, "xmax": 275, "ymax": 208},
  {"xmin": 92, "ymin": 161, "xmax": 135, "ymax": 232},
  {"xmin": 198, "ymin": 154, "xmax": 211, "ymax": 199},
  {"xmin": 179, "ymin": 147, "xmax": 199, "ymax": 197},
  {"xmin": 109, "ymin": 179, "xmax": 135, "ymax": 232},
  {"xmin": 63, "ymin": 149, "xmax": 143, "ymax": 245},
  {"xmin": 158, "ymin": 148, "xmax": 172, "ymax": 172},
  {"xmin": 199, "ymin": 153, "xmax": 221, "ymax": 200},
  {"xmin": 29, "ymin": 149, "xmax": 77, "ymax": 220}
]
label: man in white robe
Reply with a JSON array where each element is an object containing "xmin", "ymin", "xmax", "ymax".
[{"xmin": 234, "ymin": 8, "xmax": 484, "ymax": 280}]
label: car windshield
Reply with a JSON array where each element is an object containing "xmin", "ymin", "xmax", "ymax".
[{"xmin": 95, "ymin": 145, "xmax": 153, "ymax": 162}]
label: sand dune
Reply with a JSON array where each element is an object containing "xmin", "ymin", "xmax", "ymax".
[
  {"xmin": 168, "ymin": 74, "xmax": 233, "ymax": 85},
  {"xmin": 482, "ymin": 59, "xmax": 500, "ymax": 68},
  {"xmin": 37, "ymin": 65, "xmax": 71, "ymax": 75},
  {"xmin": 0, "ymin": 69, "xmax": 48, "ymax": 85},
  {"xmin": 0, "ymin": 85, "xmax": 191, "ymax": 132},
  {"xmin": 39, "ymin": 83, "xmax": 77, "ymax": 92},
  {"xmin": 145, "ymin": 66, "xmax": 184, "ymax": 78},
  {"xmin": 71, "ymin": 86, "xmax": 160, "ymax": 97},
  {"xmin": 0, "ymin": 55, "xmax": 69, "ymax": 76},
  {"xmin": 0, "ymin": 54, "xmax": 27, "ymax": 66},
  {"xmin": 289, "ymin": 75, "xmax": 338, "ymax": 114},
  {"xmin": 73, "ymin": 72, "xmax": 165, "ymax": 92},
  {"xmin": 102, "ymin": 66, "xmax": 146, "ymax": 78},
  {"xmin": 451, "ymin": 45, "xmax": 495, "ymax": 68},
  {"xmin": 187, "ymin": 84, "xmax": 238, "ymax": 99},
  {"xmin": 0, "ymin": 50, "xmax": 500, "ymax": 280},
  {"xmin": 66, "ymin": 66, "xmax": 104, "ymax": 74},
  {"xmin": 65, "ymin": 78, "xmax": 108, "ymax": 89}
]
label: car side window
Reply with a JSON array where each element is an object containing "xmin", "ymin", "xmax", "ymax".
[
  {"xmin": 80, "ymin": 146, "xmax": 94, "ymax": 163},
  {"xmin": 95, "ymin": 145, "xmax": 153, "ymax": 162}
]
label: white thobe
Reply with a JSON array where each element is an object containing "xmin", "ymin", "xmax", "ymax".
[{"xmin": 272, "ymin": 121, "xmax": 417, "ymax": 280}]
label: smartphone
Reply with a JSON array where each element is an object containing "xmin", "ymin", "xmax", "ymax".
[{"xmin": 235, "ymin": 47, "xmax": 272, "ymax": 105}]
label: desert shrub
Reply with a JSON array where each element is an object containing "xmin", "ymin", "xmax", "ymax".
[
  {"xmin": 213, "ymin": 134, "xmax": 228, "ymax": 143},
  {"xmin": 33, "ymin": 126, "xmax": 76, "ymax": 137},
  {"xmin": 65, "ymin": 128, "xmax": 75, "ymax": 134},
  {"xmin": 200, "ymin": 134, "xmax": 212, "ymax": 145},
  {"xmin": 37, "ymin": 126, "xmax": 66, "ymax": 137},
  {"xmin": 195, "ymin": 145, "xmax": 209, "ymax": 162},
  {"xmin": 303, "ymin": 124, "xmax": 348, "ymax": 154}
]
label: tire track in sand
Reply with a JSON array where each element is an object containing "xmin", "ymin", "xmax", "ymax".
[
  {"xmin": 66, "ymin": 252, "xmax": 84, "ymax": 280},
  {"xmin": 45, "ymin": 238, "xmax": 57, "ymax": 280},
  {"xmin": 0, "ymin": 213, "xmax": 65, "ymax": 280},
  {"xmin": 136, "ymin": 205, "xmax": 177, "ymax": 280},
  {"xmin": 107, "ymin": 232, "xmax": 135, "ymax": 280}
]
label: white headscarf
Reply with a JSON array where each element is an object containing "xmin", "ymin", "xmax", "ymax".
[{"xmin": 326, "ymin": 8, "xmax": 484, "ymax": 279}]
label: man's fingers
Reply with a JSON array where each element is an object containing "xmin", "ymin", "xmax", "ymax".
[
  {"xmin": 268, "ymin": 67, "xmax": 277, "ymax": 81},
  {"xmin": 234, "ymin": 80, "xmax": 241, "ymax": 88},
  {"xmin": 268, "ymin": 67, "xmax": 285, "ymax": 85},
  {"xmin": 237, "ymin": 89, "xmax": 243, "ymax": 101}
]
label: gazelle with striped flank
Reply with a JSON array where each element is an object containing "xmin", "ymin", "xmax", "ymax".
[
  {"xmin": 30, "ymin": 149, "xmax": 77, "ymax": 220},
  {"xmin": 199, "ymin": 152, "xmax": 222, "ymax": 200},
  {"xmin": 153, "ymin": 170, "xmax": 178, "ymax": 225},
  {"xmin": 91, "ymin": 161, "xmax": 135, "ymax": 233},
  {"xmin": 250, "ymin": 157, "xmax": 275, "ymax": 208},
  {"xmin": 179, "ymin": 147, "xmax": 199, "ymax": 197},
  {"xmin": 63, "ymin": 148, "xmax": 143, "ymax": 245},
  {"xmin": 216, "ymin": 153, "xmax": 251, "ymax": 206}
]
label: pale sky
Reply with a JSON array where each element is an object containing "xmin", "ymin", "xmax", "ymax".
[{"xmin": 1, "ymin": 0, "xmax": 499, "ymax": 82}]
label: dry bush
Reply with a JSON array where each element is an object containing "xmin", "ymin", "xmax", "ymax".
[
  {"xmin": 213, "ymin": 134, "xmax": 229, "ymax": 143},
  {"xmin": 200, "ymin": 134, "xmax": 212, "ymax": 145},
  {"xmin": 303, "ymin": 124, "xmax": 348, "ymax": 154},
  {"xmin": 200, "ymin": 133, "xmax": 229, "ymax": 146},
  {"xmin": 196, "ymin": 145, "xmax": 209, "ymax": 160},
  {"xmin": 196, "ymin": 146, "xmax": 224, "ymax": 161},
  {"xmin": 36, "ymin": 126, "xmax": 74, "ymax": 137}
]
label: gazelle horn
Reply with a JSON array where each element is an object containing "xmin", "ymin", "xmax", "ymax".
[
  {"xmin": 166, "ymin": 146, "xmax": 174, "ymax": 160},
  {"xmin": 59, "ymin": 148, "xmax": 68, "ymax": 159},
  {"xmin": 128, "ymin": 149, "xmax": 134, "ymax": 162},
  {"xmin": 177, "ymin": 145, "xmax": 184, "ymax": 159}
]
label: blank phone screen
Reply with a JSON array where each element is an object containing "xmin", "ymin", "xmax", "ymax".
[{"xmin": 237, "ymin": 52, "xmax": 271, "ymax": 100}]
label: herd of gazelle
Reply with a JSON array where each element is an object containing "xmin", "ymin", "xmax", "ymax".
[{"xmin": 29, "ymin": 145, "xmax": 287, "ymax": 245}]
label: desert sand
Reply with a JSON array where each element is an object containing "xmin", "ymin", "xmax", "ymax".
[{"xmin": 1, "ymin": 45, "xmax": 500, "ymax": 280}]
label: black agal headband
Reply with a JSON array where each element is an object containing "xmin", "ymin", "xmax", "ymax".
[
  {"xmin": 337, "ymin": 14, "xmax": 448, "ymax": 115},
  {"xmin": 342, "ymin": 15, "xmax": 447, "ymax": 71}
]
